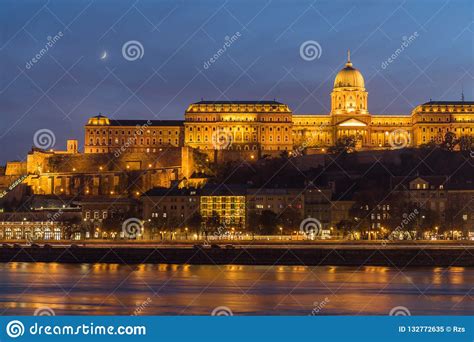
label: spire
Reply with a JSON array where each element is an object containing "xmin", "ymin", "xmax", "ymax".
[
  {"xmin": 461, "ymin": 84, "xmax": 465, "ymax": 102},
  {"xmin": 346, "ymin": 49, "xmax": 352, "ymax": 67}
]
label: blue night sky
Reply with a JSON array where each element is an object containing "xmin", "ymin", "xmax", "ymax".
[{"xmin": 0, "ymin": 0, "xmax": 472, "ymax": 163}]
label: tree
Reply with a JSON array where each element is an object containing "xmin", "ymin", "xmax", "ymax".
[
  {"xmin": 186, "ymin": 212, "xmax": 202, "ymax": 235},
  {"xmin": 414, "ymin": 208, "xmax": 440, "ymax": 239},
  {"xmin": 444, "ymin": 197, "xmax": 466, "ymax": 239},
  {"xmin": 247, "ymin": 211, "xmax": 261, "ymax": 236},
  {"xmin": 440, "ymin": 132, "xmax": 457, "ymax": 151},
  {"xmin": 335, "ymin": 219, "xmax": 360, "ymax": 240},
  {"xmin": 205, "ymin": 211, "xmax": 221, "ymax": 237},
  {"xmin": 279, "ymin": 150, "xmax": 290, "ymax": 160},
  {"xmin": 328, "ymin": 135, "xmax": 356, "ymax": 154},
  {"xmin": 458, "ymin": 135, "xmax": 474, "ymax": 152},
  {"xmin": 259, "ymin": 210, "xmax": 279, "ymax": 235},
  {"xmin": 192, "ymin": 149, "xmax": 215, "ymax": 176},
  {"xmin": 62, "ymin": 216, "xmax": 84, "ymax": 239},
  {"xmin": 278, "ymin": 207, "xmax": 302, "ymax": 232}
]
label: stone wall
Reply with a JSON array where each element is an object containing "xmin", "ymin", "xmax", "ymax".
[
  {"xmin": 5, "ymin": 161, "xmax": 27, "ymax": 176},
  {"xmin": 20, "ymin": 147, "xmax": 188, "ymax": 196}
]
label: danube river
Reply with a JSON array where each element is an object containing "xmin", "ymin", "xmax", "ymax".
[{"xmin": 0, "ymin": 263, "xmax": 472, "ymax": 315}]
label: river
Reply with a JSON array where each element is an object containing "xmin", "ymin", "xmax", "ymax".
[{"xmin": 0, "ymin": 263, "xmax": 472, "ymax": 315}]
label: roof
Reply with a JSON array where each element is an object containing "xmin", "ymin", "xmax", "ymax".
[
  {"xmin": 86, "ymin": 116, "xmax": 184, "ymax": 126},
  {"xmin": 108, "ymin": 119, "xmax": 183, "ymax": 127},
  {"xmin": 391, "ymin": 175, "xmax": 447, "ymax": 190},
  {"xmin": 201, "ymin": 184, "xmax": 247, "ymax": 196},
  {"xmin": 193, "ymin": 100, "xmax": 284, "ymax": 105},
  {"xmin": 422, "ymin": 101, "xmax": 474, "ymax": 105},
  {"xmin": 186, "ymin": 100, "xmax": 292, "ymax": 114},
  {"xmin": 143, "ymin": 187, "xmax": 199, "ymax": 197}
]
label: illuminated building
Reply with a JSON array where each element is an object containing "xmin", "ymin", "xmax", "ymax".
[
  {"xmin": 84, "ymin": 115, "xmax": 184, "ymax": 154},
  {"xmin": 199, "ymin": 185, "xmax": 246, "ymax": 229},
  {"xmin": 82, "ymin": 51, "xmax": 474, "ymax": 158},
  {"xmin": 1, "ymin": 52, "xmax": 473, "ymax": 198}
]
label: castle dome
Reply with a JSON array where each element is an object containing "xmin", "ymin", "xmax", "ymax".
[
  {"xmin": 87, "ymin": 114, "xmax": 110, "ymax": 125},
  {"xmin": 333, "ymin": 50, "xmax": 365, "ymax": 89}
]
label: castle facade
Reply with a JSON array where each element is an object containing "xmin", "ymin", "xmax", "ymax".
[{"xmin": 85, "ymin": 53, "xmax": 474, "ymax": 158}]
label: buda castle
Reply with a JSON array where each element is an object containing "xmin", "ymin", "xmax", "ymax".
[
  {"xmin": 85, "ymin": 52, "xmax": 474, "ymax": 159},
  {"xmin": 1, "ymin": 52, "xmax": 473, "ymax": 197}
]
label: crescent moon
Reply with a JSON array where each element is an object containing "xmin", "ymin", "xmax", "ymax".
[{"xmin": 100, "ymin": 51, "xmax": 107, "ymax": 60}]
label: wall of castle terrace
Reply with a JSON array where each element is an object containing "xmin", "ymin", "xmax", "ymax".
[
  {"xmin": 15, "ymin": 148, "xmax": 186, "ymax": 196},
  {"xmin": 25, "ymin": 148, "xmax": 182, "ymax": 174}
]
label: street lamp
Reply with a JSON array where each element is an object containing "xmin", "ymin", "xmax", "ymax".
[
  {"xmin": 185, "ymin": 227, "xmax": 188, "ymax": 240},
  {"xmin": 279, "ymin": 226, "xmax": 283, "ymax": 240}
]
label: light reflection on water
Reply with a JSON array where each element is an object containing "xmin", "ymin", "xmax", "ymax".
[{"xmin": 0, "ymin": 263, "xmax": 472, "ymax": 315}]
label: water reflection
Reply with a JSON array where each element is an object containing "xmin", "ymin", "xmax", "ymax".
[{"xmin": 0, "ymin": 263, "xmax": 472, "ymax": 316}]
